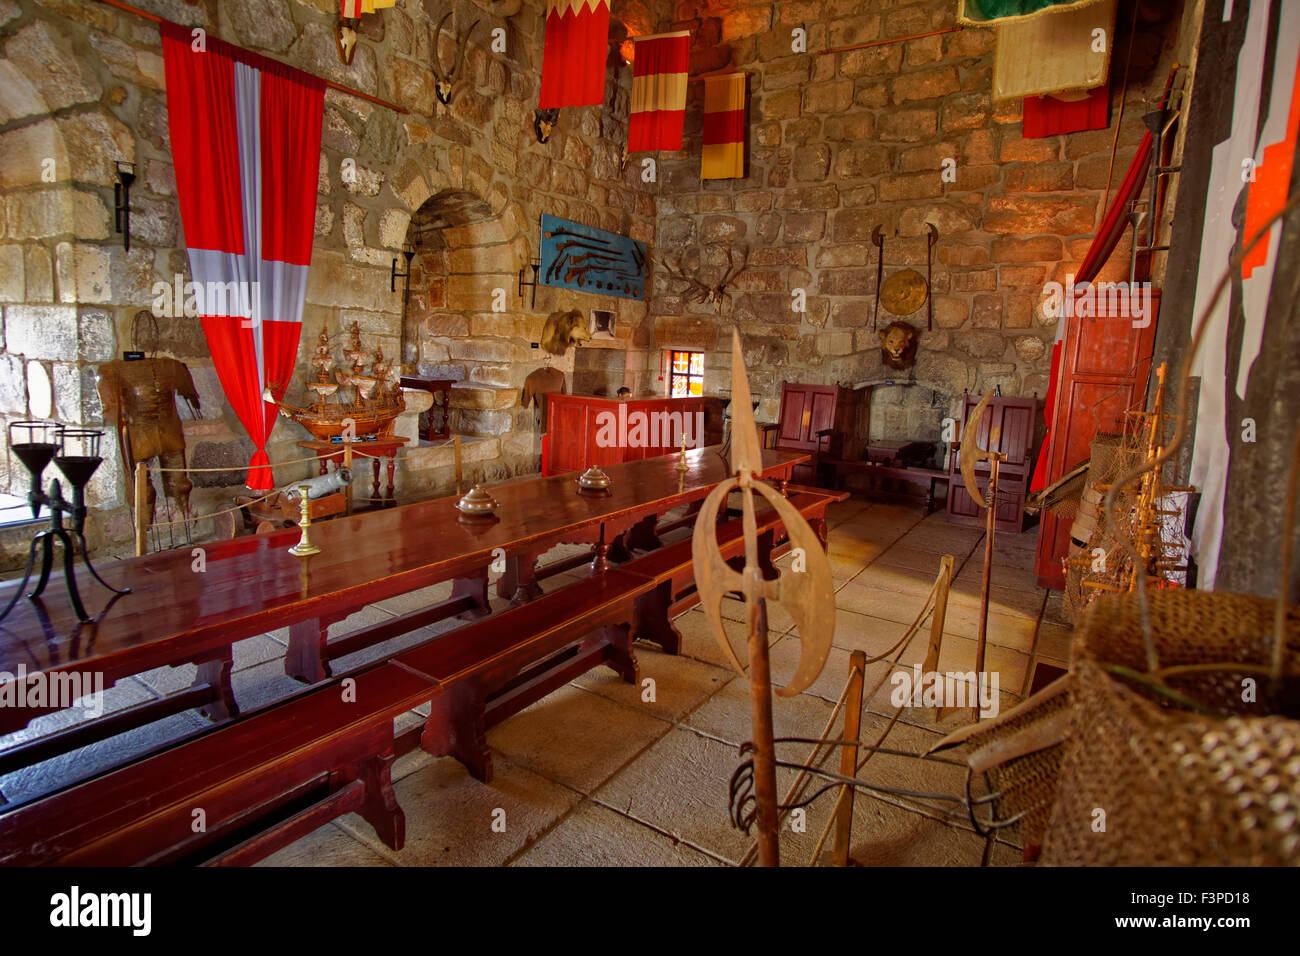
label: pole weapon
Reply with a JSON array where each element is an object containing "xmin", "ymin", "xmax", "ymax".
[
  {"xmin": 691, "ymin": 327, "xmax": 836, "ymax": 866},
  {"xmin": 958, "ymin": 389, "xmax": 1004, "ymax": 722}
]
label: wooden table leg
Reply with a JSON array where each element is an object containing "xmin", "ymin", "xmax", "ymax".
[
  {"xmin": 589, "ymin": 524, "xmax": 611, "ymax": 575},
  {"xmin": 385, "ymin": 454, "xmax": 397, "ymax": 502},
  {"xmin": 319, "ymin": 458, "xmax": 328, "ymax": 477},
  {"xmin": 371, "ymin": 457, "xmax": 381, "ymax": 500},
  {"xmin": 452, "ymin": 569, "xmax": 491, "ymax": 620},
  {"xmin": 286, "ymin": 618, "xmax": 331, "ymax": 683},
  {"xmin": 422, "ymin": 680, "xmax": 492, "ymax": 782},
  {"xmin": 504, "ymin": 553, "xmax": 542, "ymax": 605},
  {"xmin": 194, "ymin": 649, "xmax": 238, "ymax": 721},
  {"xmin": 626, "ymin": 513, "xmax": 663, "ymax": 552}
]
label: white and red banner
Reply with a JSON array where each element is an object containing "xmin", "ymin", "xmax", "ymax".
[
  {"xmin": 540, "ymin": 0, "xmax": 611, "ymax": 108},
  {"xmin": 161, "ymin": 21, "xmax": 324, "ymax": 491},
  {"xmin": 341, "ymin": 0, "xmax": 395, "ymax": 17},
  {"xmin": 628, "ymin": 31, "xmax": 689, "ymax": 152}
]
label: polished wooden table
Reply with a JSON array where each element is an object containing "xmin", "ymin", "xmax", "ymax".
[{"xmin": 0, "ymin": 446, "xmax": 807, "ymax": 740}]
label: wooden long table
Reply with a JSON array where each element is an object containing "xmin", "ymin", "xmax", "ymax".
[{"xmin": 0, "ymin": 447, "xmax": 806, "ymax": 742}]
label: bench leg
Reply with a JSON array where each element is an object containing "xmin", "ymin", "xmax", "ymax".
[
  {"xmin": 422, "ymin": 681, "xmax": 493, "ymax": 783},
  {"xmin": 354, "ymin": 749, "xmax": 405, "ymax": 852},
  {"xmin": 452, "ymin": 570, "xmax": 491, "ymax": 621},
  {"xmin": 599, "ymin": 624, "xmax": 639, "ymax": 685},
  {"xmin": 632, "ymin": 582, "xmax": 682, "ymax": 655},
  {"xmin": 286, "ymin": 618, "xmax": 331, "ymax": 683},
  {"xmin": 606, "ymin": 531, "xmax": 633, "ymax": 564},
  {"xmin": 195, "ymin": 650, "xmax": 238, "ymax": 721}
]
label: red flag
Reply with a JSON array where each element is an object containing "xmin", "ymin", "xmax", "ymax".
[
  {"xmin": 628, "ymin": 32, "xmax": 689, "ymax": 152},
  {"xmin": 161, "ymin": 21, "xmax": 323, "ymax": 490},
  {"xmin": 540, "ymin": 0, "xmax": 611, "ymax": 108},
  {"xmin": 1022, "ymin": 85, "xmax": 1109, "ymax": 137}
]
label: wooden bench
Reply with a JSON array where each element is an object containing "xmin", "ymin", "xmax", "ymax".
[
  {"xmin": 392, "ymin": 568, "xmax": 654, "ymax": 783},
  {"xmin": 0, "ymin": 570, "xmax": 655, "ymax": 864},
  {"xmin": 0, "ymin": 660, "xmax": 440, "ymax": 866},
  {"xmin": 625, "ymin": 490, "xmax": 841, "ymax": 655},
  {"xmin": 823, "ymin": 457, "xmax": 948, "ymax": 512}
]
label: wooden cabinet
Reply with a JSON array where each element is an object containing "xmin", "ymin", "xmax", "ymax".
[
  {"xmin": 1033, "ymin": 292, "xmax": 1159, "ymax": 589},
  {"xmin": 543, "ymin": 394, "xmax": 724, "ymax": 476},
  {"xmin": 945, "ymin": 392, "xmax": 1038, "ymax": 534},
  {"xmin": 762, "ymin": 382, "xmax": 862, "ymax": 486}
]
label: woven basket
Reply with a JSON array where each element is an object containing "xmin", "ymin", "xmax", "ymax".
[{"xmin": 1040, "ymin": 590, "xmax": 1300, "ymax": 865}]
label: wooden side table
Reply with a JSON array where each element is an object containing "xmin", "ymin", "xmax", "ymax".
[
  {"xmin": 398, "ymin": 376, "xmax": 455, "ymax": 441},
  {"xmin": 297, "ymin": 437, "xmax": 409, "ymax": 511}
]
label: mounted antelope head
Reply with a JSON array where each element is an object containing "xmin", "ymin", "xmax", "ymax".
[
  {"xmin": 662, "ymin": 242, "xmax": 749, "ymax": 314},
  {"xmin": 432, "ymin": 10, "xmax": 480, "ymax": 106}
]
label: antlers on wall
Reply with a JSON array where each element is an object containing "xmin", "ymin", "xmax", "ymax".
[
  {"xmin": 432, "ymin": 10, "xmax": 480, "ymax": 105},
  {"xmin": 662, "ymin": 242, "xmax": 749, "ymax": 314}
]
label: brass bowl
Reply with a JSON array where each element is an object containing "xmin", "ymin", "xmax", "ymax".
[
  {"xmin": 576, "ymin": 466, "xmax": 612, "ymax": 494},
  {"xmin": 456, "ymin": 484, "xmax": 499, "ymax": 519}
]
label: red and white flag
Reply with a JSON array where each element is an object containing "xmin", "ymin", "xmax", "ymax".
[
  {"xmin": 702, "ymin": 73, "xmax": 747, "ymax": 180},
  {"xmin": 161, "ymin": 21, "xmax": 324, "ymax": 490},
  {"xmin": 540, "ymin": 0, "xmax": 611, "ymax": 108},
  {"xmin": 628, "ymin": 31, "xmax": 690, "ymax": 152}
]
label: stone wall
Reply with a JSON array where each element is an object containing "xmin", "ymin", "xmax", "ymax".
[
  {"xmin": 0, "ymin": 0, "xmax": 659, "ymax": 563},
  {"xmin": 649, "ymin": 0, "xmax": 1179, "ymax": 427}
]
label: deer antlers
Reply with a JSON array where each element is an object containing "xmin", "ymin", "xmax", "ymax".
[
  {"xmin": 432, "ymin": 10, "xmax": 480, "ymax": 106},
  {"xmin": 662, "ymin": 242, "xmax": 749, "ymax": 314}
]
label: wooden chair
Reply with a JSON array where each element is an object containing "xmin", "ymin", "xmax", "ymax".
[{"xmin": 760, "ymin": 382, "xmax": 862, "ymax": 487}]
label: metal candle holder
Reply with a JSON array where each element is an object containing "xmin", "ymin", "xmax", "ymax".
[
  {"xmin": 0, "ymin": 422, "xmax": 130, "ymax": 623},
  {"xmin": 288, "ymin": 485, "xmax": 322, "ymax": 557}
]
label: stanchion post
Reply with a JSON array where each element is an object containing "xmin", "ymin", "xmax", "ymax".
[
  {"xmin": 133, "ymin": 461, "xmax": 149, "ymax": 556},
  {"xmin": 832, "ymin": 650, "xmax": 866, "ymax": 867}
]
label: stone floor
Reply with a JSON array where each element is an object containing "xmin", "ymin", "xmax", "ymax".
[{"xmin": 1, "ymin": 495, "xmax": 1072, "ymax": 866}]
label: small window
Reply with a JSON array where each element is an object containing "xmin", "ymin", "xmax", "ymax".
[{"xmin": 668, "ymin": 350, "xmax": 704, "ymax": 397}]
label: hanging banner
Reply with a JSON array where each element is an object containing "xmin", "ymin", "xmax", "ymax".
[
  {"xmin": 628, "ymin": 31, "xmax": 690, "ymax": 152},
  {"xmin": 992, "ymin": 0, "xmax": 1116, "ymax": 101},
  {"xmin": 1022, "ymin": 84, "xmax": 1109, "ymax": 137},
  {"xmin": 540, "ymin": 0, "xmax": 611, "ymax": 108},
  {"xmin": 701, "ymin": 73, "xmax": 746, "ymax": 180},
  {"xmin": 959, "ymin": 0, "xmax": 1106, "ymax": 25},
  {"xmin": 161, "ymin": 21, "xmax": 324, "ymax": 491},
  {"xmin": 539, "ymin": 214, "xmax": 646, "ymax": 300}
]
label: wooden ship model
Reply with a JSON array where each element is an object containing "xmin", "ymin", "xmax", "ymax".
[{"xmin": 278, "ymin": 322, "xmax": 405, "ymax": 440}]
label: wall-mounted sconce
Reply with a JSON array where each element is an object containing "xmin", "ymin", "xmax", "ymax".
[
  {"xmin": 391, "ymin": 242, "xmax": 415, "ymax": 300},
  {"xmin": 533, "ymin": 108, "xmax": 559, "ymax": 144},
  {"xmin": 518, "ymin": 257, "xmax": 540, "ymax": 308},
  {"xmin": 114, "ymin": 161, "xmax": 135, "ymax": 253}
]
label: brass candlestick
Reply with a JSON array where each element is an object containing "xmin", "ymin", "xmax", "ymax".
[
  {"xmin": 676, "ymin": 433, "xmax": 689, "ymax": 474},
  {"xmin": 288, "ymin": 485, "xmax": 321, "ymax": 557}
]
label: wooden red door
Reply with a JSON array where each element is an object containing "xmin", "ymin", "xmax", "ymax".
[{"xmin": 1033, "ymin": 293, "xmax": 1159, "ymax": 588}]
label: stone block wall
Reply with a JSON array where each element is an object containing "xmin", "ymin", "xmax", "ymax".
[
  {"xmin": 649, "ymin": 0, "xmax": 1179, "ymax": 425},
  {"xmin": 0, "ymin": 0, "xmax": 660, "ymax": 562}
]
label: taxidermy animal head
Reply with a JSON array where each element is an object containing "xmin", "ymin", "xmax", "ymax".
[
  {"xmin": 432, "ymin": 11, "xmax": 480, "ymax": 105},
  {"xmin": 878, "ymin": 321, "xmax": 920, "ymax": 370},
  {"xmin": 540, "ymin": 309, "xmax": 590, "ymax": 356},
  {"xmin": 534, "ymin": 107, "xmax": 559, "ymax": 144},
  {"xmin": 335, "ymin": 20, "xmax": 358, "ymax": 66}
]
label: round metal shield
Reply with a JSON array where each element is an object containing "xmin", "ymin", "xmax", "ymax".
[{"xmin": 880, "ymin": 268, "xmax": 929, "ymax": 316}]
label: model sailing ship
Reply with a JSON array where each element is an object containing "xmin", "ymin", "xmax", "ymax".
[{"xmin": 277, "ymin": 322, "xmax": 405, "ymax": 440}]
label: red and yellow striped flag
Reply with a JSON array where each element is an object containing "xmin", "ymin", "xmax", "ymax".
[
  {"xmin": 341, "ymin": 0, "xmax": 395, "ymax": 15},
  {"xmin": 702, "ymin": 73, "xmax": 746, "ymax": 180},
  {"xmin": 628, "ymin": 31, "xmax": 690, "ymax": 152},
  {"xmin": 540, "ymin": 0, "xmax": 611, "ymax": 109}
]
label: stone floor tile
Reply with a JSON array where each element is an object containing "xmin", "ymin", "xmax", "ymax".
[
  {"xmin": 872, "ymin": 543, "xmax": 959, "ymax": 575},
  {"xmin": 257, "ymin": 822, "xmax": 394, "ymax": 867},
  {"xmin": 486, "ymin": 683, "xmax": 672, "ymax": 794},
  {"xmin": 1034, "ymin": 621, "xmax": 1074, "ymax": 664},
  {"xmin": 685, "ymin": 669, "xmax": 842, "ymax": 746},
  {"xmin": 572, "ymin": 645, "xmax": 735, "ymax": 722},
  {"xmin": 513, "ymin": 799, "xmax": 721, "ymax": 867},
  {"xmin": 834, "ymin": 581, "xmax": 931, "ymax": 624},
  {"xmin": 342, "ymin": 755, "xmax": 581, "ymax": 866}
]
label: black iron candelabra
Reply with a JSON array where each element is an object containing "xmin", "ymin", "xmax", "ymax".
[{"xmin": 0, "ymin": 421, "xmax": 129, "ymax": 623}]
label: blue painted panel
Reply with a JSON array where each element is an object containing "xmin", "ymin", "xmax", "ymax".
[{"xmin": 539, "ymin": 214, "xmax": 646, "ymax": 301}]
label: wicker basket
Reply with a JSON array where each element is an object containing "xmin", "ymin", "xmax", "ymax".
[{"xmin": 1040, "ymin": 590, "xmax": 1300, "ymax": 865}]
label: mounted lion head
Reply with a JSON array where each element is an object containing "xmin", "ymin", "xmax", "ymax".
[
  {"xmin": 540, "ymin": 309, "xmax": 590, "ymax": 356},
  {"xmin": 878, "ymin": 321, "xmax": 920, "ymax": 370}
]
